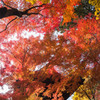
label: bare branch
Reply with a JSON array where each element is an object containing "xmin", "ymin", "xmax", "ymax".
[{"xmin": 0, "ymin": 17, "xmax": 17, "ymax": 33}]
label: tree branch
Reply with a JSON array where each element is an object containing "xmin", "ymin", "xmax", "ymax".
[
  {"xmin": 0, "ymin": 1, "xmax": 47, "ymax": 33},
  {"xmin": 23, "ymin": 4, "xmax": 46, "ymax": 14},
  {"xmin": 22, "ymin": 48, "xmax": 29, "ymax": 67},
  {"xmin": 81, "ymin": 87, "xmax": 91, "ymax": 100},
  {"xmin": 0, "ymin": 17, "xmax": 17, "ymax": 33}
]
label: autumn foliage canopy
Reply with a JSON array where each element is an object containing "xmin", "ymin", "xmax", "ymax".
[{"xmin": 0, "ymin": 0, "xmax": 100, "ymax": 100}]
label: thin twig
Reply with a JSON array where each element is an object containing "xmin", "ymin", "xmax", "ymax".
[
  {"xmin": 0, "ymin": 17, "xmax": 17, "ymax": 33},
  {"xmin": 81, "ymin": 87, "xmax": 91, "ymax": 100},
  {"xmin": 8, "ymin": 50, "xmax": 22, "ymax": 64},
  {"xmin": 24, "ymin": 4, "xmax": 46, "ymax": 13},
  {"xmin": 22, "ymin": 48, "xmax": 29, "ymax": 67},
  {"xmin": 1, "ymin": 0, "xmax": 15, "ymax": 9}
]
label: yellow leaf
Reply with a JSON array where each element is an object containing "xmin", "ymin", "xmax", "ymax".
[
  {"xmin": 26, "ymin": 0, "xmax": 36, "ymax": 4},
  {"xmin": 89, "ymin": 0, "xmax": 100, "ymax": 20},
  {"xmin": 26, "ymin": 0, "xmax": 50, "ymax": 4}
]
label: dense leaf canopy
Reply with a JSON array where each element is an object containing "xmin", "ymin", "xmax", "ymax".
[{"xmin": 0, "ymin": 0, "xmax": 100, "ymax": 100}]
